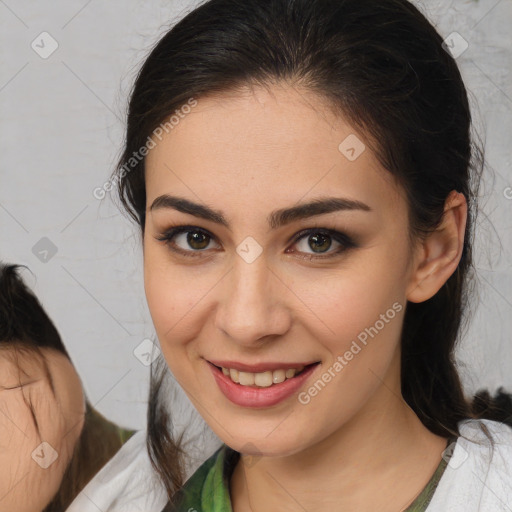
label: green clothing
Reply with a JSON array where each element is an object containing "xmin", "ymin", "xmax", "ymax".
[
  {"xmin": 117, "ymin": 424, "xmax": 136, "ymax": 444},
  {"xmin": 404, "ymin": 443, "xmax": 452, "ymax": 511},
  {"xmin": 172, "ymin": 438, "xmax": 455, "ymax": 512},
  {"xmin": 88, "ymin": 405, "xmax": 136, "ymax": 445}
]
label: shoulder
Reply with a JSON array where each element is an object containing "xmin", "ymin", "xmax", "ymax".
[
  {"xmin": 426, "ymin": 419, "xmax": 512, "ymax": 511},
  {"xmin": 65, "ymin": 430, "xmax": 169, "ymax": 512},
  {"xmin": 457, "ymin": 418, "xmax": 512, "ymax": 471}
]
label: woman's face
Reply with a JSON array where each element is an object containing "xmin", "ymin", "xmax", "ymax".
[{"xmin": 143, "ymin": 82, "xmax": 420, "ymax": 456}]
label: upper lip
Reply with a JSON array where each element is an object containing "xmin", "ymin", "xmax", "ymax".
[{"xmin": 207, "ymin": 359, "xmax": 319, "ymax": 373}]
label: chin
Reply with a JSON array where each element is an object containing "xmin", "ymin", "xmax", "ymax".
[{"xmin": 216, "ymin": 423, "xmax": 312, "ymax": 459}]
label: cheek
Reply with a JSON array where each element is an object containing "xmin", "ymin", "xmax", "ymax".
[
  {"xmin": 145, "ymin": 265, "xmax": 192, "ymax": 335},
  {"xmin": 144, "ymin": 246, "xmax": 182, "ymax": 331},
  {"xmin": 143, "ymin": 247, "xmax": 211, "ymax": 371},
  {"xmin": 293, "ymin": 254, "xmax": 406, "ymax": 350},
  {"xmin": 289, "ymin": 263, "xmax": 406, "ymax": 424}
]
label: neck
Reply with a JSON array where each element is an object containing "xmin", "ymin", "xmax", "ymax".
[{"xmin": 230, "ymin": 375, "xmax": 449, "ymax": 512}]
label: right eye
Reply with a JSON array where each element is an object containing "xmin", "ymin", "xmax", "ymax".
[{"xmin": 155, "ymin": 225, "xmax": 221, "ymax": 258}]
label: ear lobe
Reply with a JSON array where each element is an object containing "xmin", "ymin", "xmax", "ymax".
[{"xmin": 406, "ymin": 190, "xmax": 467, "ymax": 303}]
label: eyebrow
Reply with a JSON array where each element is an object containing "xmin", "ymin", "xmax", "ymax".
[{"xmin": 149, "ymin": 194, "xmax": 371, "ymax": 230}]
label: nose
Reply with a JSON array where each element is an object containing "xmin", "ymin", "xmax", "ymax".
[{"xmin": 214, "ymin": 256, "xmax": 291, "ymax": 347}]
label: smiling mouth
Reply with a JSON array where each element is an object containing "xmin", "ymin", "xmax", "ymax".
[{"xmin": 210, "ymin": 362, "xmax": 319, "ymax": 388}]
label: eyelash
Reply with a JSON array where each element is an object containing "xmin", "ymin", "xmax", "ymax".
[{"xmin": 155, "ymin": 224, "xmax": 357, "ymax": 261}]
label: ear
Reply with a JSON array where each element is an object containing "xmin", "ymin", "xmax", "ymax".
[{"xmin": 406, "ymin": 190, "xmax": 467, "ymax": 303}]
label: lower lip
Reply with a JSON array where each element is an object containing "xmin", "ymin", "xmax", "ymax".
[{"xmin": 208, "ymin": 362, "xmax": 319, "ymax": 408}]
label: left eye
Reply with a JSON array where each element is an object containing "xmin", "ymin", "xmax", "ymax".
[
  {"xmin": 155, "ymin": 225, "xmax": 356, "ymax": 260},
  {"xmin": 287, "ymin": 228, "xmax": 356, "ymax": 260}
]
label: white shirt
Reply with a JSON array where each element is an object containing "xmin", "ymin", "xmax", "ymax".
[
  {"xmin": 65, "ymin": 418, "xmax": 512, "ymax": 511},
  {"xmin": 426, "ymin": 418, "xmax": 512, "ymax": 511},
  {"xmin": 65, "ymin": 426, "xmax": 222, "ymax": 512},
  {"xmin": 65, "ymin": 430, "xmax": 169, "ymax": 512}
]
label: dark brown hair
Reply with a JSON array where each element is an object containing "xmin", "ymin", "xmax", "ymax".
[
  {"xmin": 0, "ymin": 263, "xmax": 135, "ymax": 511},
  {"xmin": 110, "ymin": 0, "xmax": 512, "ymax": 501}
]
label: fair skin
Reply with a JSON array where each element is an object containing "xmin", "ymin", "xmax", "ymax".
[
  {"xmin": 0, "ymin": 346, "xmax": 85, "ymax": 512},
  {"xmin": 143, "ymin": 82, "xmax": 467, "ymax": 511}
]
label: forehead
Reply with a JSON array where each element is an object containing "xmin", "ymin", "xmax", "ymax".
[
  {"xmin": 144, "ymin": 82, "xmax": 405, "ymax": 221},
  {"xmin": 0, "ymin": 345, "xmax": 45, "ymax": 383}
]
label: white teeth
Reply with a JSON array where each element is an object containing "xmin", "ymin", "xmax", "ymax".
[
  {"xmin": 229, "ymin": 368, "xmax": 240, "ymax": 383},
  {"xmin": 254, "ymin": 371, "xmax": 273, "ymax": 387},
  {"xmin": 221, "ymin": 366, "xmax": 307, "ymax": 387},
  {"xmin": 285, "ymin": 368, "xmax": 296, "ymax": 379},
  {"xmin": 238, "ymin": 371, "xmax": 255, "ymax": 386},
  {"xmin": 272, "ymin": 369, "xmax": 286, "ymax": 384}
]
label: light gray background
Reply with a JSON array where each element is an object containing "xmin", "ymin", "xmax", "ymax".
[{"xmin": 1, "ymin": 0, "xmax": 511, "ymax": 432}]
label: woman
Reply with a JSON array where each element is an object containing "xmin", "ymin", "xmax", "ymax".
[
  {"xmin": 88, "ymin": 0, "xmax": 512, "ymax": 510},
  {"xmin": 0, "ymin": 262, "xmax": 135, "ymax": 511}
]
